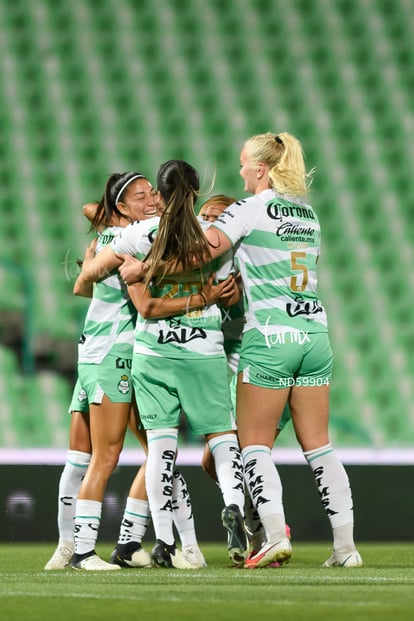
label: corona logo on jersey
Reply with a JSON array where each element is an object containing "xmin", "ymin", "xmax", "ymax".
[
  {"xmin": 266, "ymin": 200, "xmax": 316, "ymax": 222},
  {"xmin": 117, "ymin": 375, "xmax": 130, "ymax": 394}
]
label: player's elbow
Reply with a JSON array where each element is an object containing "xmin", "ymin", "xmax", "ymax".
[
  {"xmin": 73, "ymin": 278, "xmax": 84, "ymax": 296},
  {"xmin": 134, "ymin": 296, "xmax": 158, "ymax": 319},
  {"xmin": 138, "ymin": 301, "xmax": 152, "ymax": 319}
]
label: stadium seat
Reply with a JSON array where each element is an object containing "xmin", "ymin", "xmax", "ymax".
[{"xmin": 0, "ymin": 0, "xmax": 413, "ymax": 448}]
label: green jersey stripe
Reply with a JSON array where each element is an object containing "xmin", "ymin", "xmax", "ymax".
[{"xmin": 78, "ymin": 225, "xmax": 136, "ymax": 363}]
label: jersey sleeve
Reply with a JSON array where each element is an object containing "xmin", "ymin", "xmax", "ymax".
[
  {"xmin": 209, "ymin": 197, "xmax": 257, "ymax": 246},
  {"xmin": 199, "ymin": 218, "xmax": 236, "ymax": 280},
  {"xmin": 110, "ymin": 219, "xmax": 158, "ymax": 259},
  {"xmin": 215, "ymin": 248, "xmax": 236, "ymax": 281}
]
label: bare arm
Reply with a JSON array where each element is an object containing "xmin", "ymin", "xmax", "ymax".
[
  {"xmin": 83, "ymin": 202, "xmax": 98, "ymax": 223},
  {"xmin": 116, "ymin": 253, "xmax": 147, "ymax": 286},
  {"xmin": 127, "ymin": 273, "xmax": 236, "ymax": 319},
  {"xmin": 72, "ymin": 203, "xmax": 101, "ymax": 297},
  {"xmin": 73, "ymin": 242, "xmax": 122, "ymax": 296},
  {"xmin": 203, "ymin": 227, "xmax": 238, "ymax": 306},
  {"xmin": 76, "ymin": 280, "xmax": 94, "ymax": 298},
  {"xmin": 204, "ymin": 226, "xmax": 233, "ymax": 260},
  {"xmin": 217, "ymin": 273, "xmax": 241, "ymax": 308},
  {"xmin": 146, "ymin": 226, "xmax": 233, "ymax": 277}
]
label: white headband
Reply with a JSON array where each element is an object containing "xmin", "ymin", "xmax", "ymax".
[{"xmin": 115, "ymin": 174, "xmax": 145, "ymax": 204}]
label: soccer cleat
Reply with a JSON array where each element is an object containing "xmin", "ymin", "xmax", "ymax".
[
  {"xmin": 246, "ymin": 525, "xmax": 266, "ymax": 555},
  {"xmin": 71, "ymin": 550, "xmax": 121, "ymax": 571},
  {"xmin": 322, "ymin": 550, "xmax": 363, "ymax": 568},
  {"xmin": 245, "ymin": 538, "xmax": 292, "ymax": 569},
  {"xmin": 221, "ymin": 504, "xmax": 248, "ymax": 567},
  {"xmin": 247, "ymin": 523, "xmax": 291, "ymax": 554},
  {"xmin": 151, "ymin": 540, "xmax": 197, "ymax": 569},
  {"xmin": 182, "ymin": 544, "xmax": 207, "ymax": 568},
  {"xmin": 110, "ymin": 541, "xmax": 151, "ymax": 568},
  {"xmin": 44, "ymin": 543, "xmax": 74, "ymax": 570},
  {"xmin": 267, "ymin": 561, "xmax": 282, "ymax": 568}
]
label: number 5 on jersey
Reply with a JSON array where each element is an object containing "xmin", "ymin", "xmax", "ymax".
[{"xmin": 290, "ymin": 251, "xmax": 308, "ymax": 292}]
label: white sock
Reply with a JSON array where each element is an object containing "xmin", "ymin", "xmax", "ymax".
[
  {"xmin": 117, "ymin": 497, "xmax": 150, "ymax": 545},
  {"xmin": 303, "ymin": 443, "xmax": 356, "ymax": 551},
  {"xmin": 332, "ymin": 523, "xmax": 356, "ymax": 553},
  {"xmin": 145, "ymin": 428, "xmax": 178, "ymax": 546},
  {"xmin": 172, "ymin": 468, "xmax": 198, "ymax": 546},
  {"xmin": 244, "ymin": 485, "xmax": 264, "ymax": 548},
  {"xmin": 208, "ymin": 433, "xmax": 245, "ymax": 512},
  {"xmin": 57, "ymin": 450, "xmax": 91, "ymax": 543},
  {"xmin": 73, "ymin": 498, "xmax": 101, "ymax": 555},
  {"xmin": 242, "ymin": 445, "xmax": 286, "ymax": 541}
]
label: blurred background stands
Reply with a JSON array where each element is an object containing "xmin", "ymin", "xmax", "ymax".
[{"xmin": 0, "ymin": 0, "xmax": 413, "ymax": 447}]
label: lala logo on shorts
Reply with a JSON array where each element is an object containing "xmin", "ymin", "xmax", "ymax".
[{"xmin": 117, "ymin": 374, "xmax": 130, "ymax": 394}]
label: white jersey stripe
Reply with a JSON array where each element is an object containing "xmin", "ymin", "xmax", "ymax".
[
  {"xmin": 78, "ymin": 226, "xmax": 137, "ymax": 363},
  {"xmin": 211, "ymin": 189, "xmax": 328, "ymax": 335}
]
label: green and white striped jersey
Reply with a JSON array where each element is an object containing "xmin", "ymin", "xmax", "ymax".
[
  {"xmin": 211, "ymin": 189, "xmax": 328, "ymax": 339},
  {"xmin": 111, "ymin": 217, "xmax": 234, "ymax": 359},
  {"xmin": 78, "ymin": 226, "xmax": 137, "ymax": 363}
]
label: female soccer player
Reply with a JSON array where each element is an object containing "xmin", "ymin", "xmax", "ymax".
[
  {"xmin": 76, "ymin": 161, "xmax": 249, "ymax": 568},
  {"xmin": 198, "ymin": 132, "xmax": 362, "ymax": 569},
  {"xmin": 61, "ymin": 173, "xmax": 212, "ymax": 570}
]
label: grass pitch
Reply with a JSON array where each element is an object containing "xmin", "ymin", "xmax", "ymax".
[{"xmin": 1, "ymin": 542, "xmax": 413, "ymax": 621}]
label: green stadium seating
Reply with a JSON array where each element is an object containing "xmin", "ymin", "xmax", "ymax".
[
  {"xmin": 0, "ymin": 0, "xmax": 413, "ymax": 448},
  {"xmin": 0, "ymin": 345, "xmax": 73, "ymax": 447}
]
